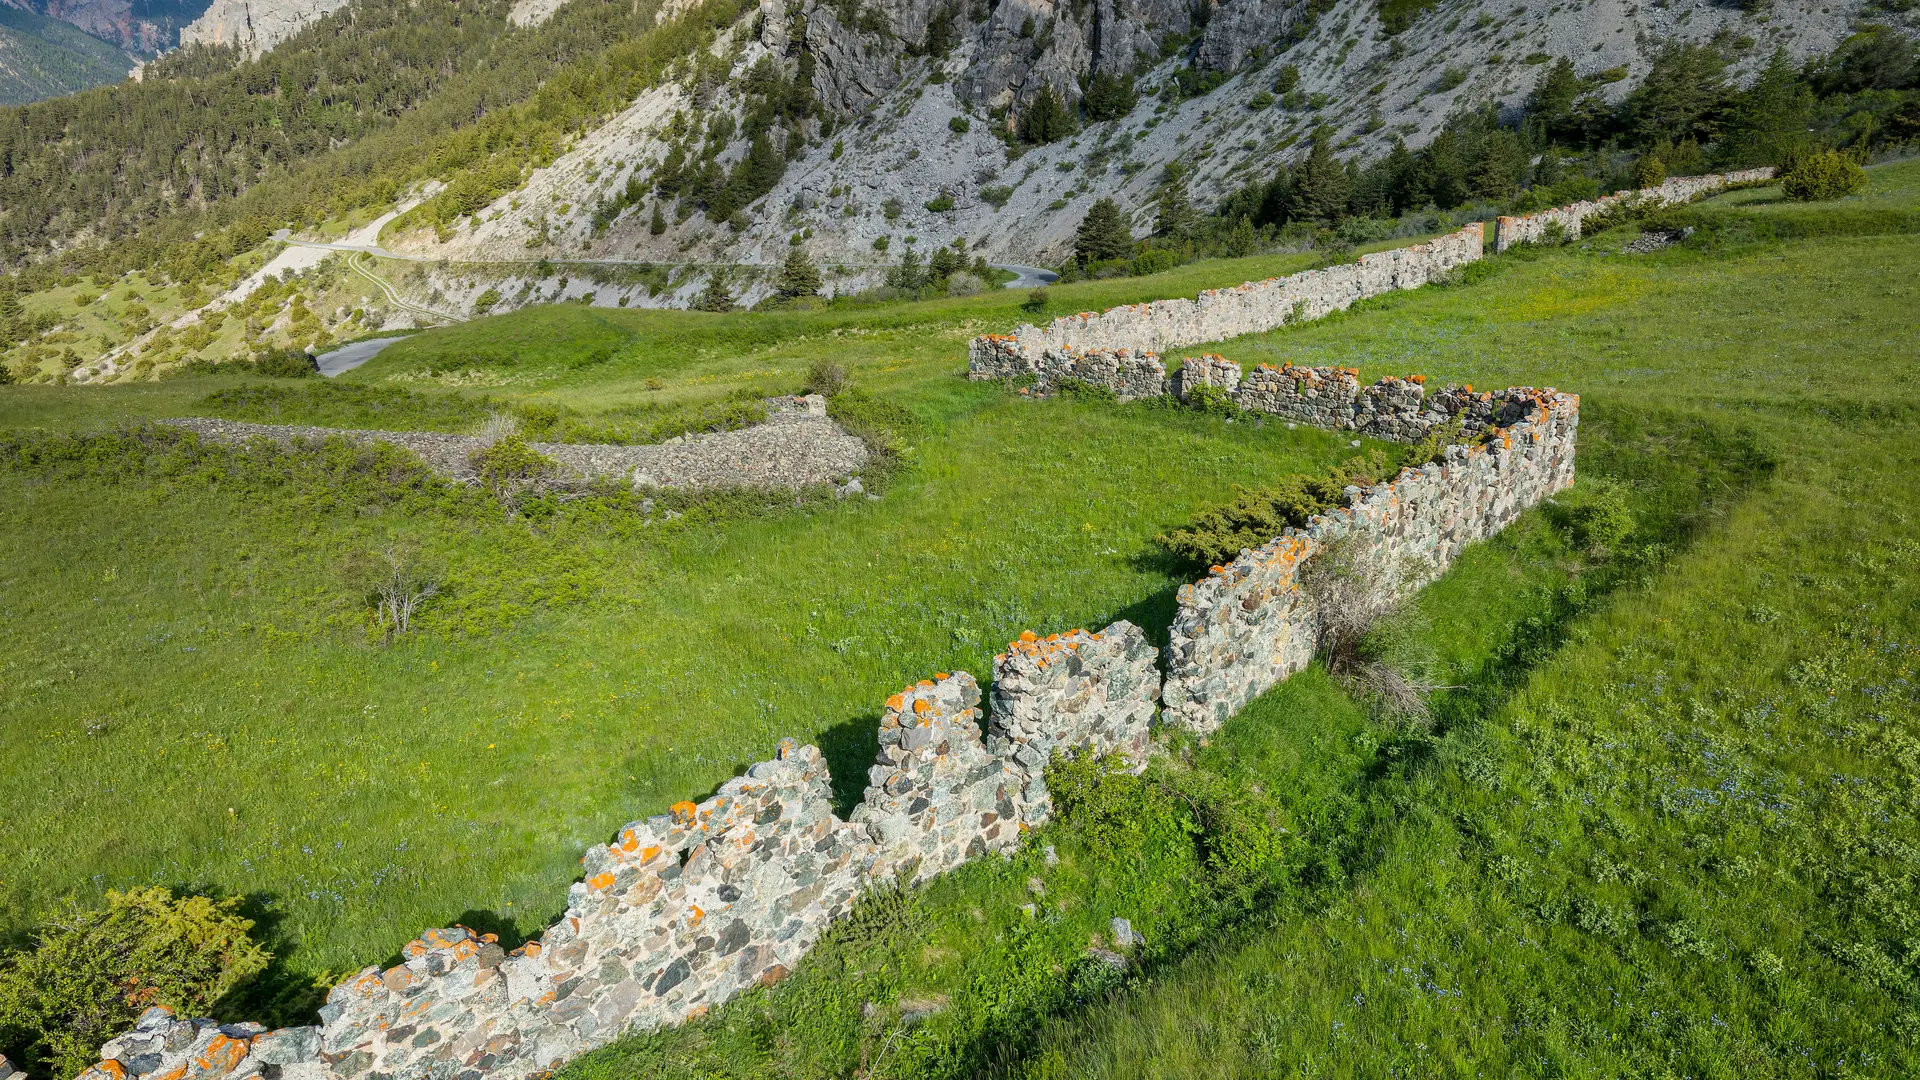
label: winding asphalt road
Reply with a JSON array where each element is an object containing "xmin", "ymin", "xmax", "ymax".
[
  {"xmin": 316, "ymin": 336, "xmax": 408, "ymax": 377},
  {"xmin": 993, "ymin": 265, "xmax": 1060, "ymax": 289}
]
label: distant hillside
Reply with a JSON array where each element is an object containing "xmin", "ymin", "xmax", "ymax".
[{"xmin": 0, "ymin": 4, "xmax": 131, "ymax": 104}]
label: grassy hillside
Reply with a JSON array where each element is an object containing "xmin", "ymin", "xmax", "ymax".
[
  {"xmin": 1, "ymin": 161, "xmax": 1917, "ymax": 1074},
  {"xmin": 0, "ymin": 8, "xmax": 130, "ymax": 106}
]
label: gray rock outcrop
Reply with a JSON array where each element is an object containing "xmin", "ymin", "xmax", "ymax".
[{"xmin": 179, "ymin": 0, "xmax": 348, "ymax": 54}]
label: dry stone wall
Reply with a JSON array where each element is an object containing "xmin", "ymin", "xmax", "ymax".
[
  {"xmin": 1163, "ymin": 389, "xmax": 1579, "ymax": 733},
  {"xmin": 72, "ymin": 630, "xmax": 1160, "ymax": 1080},
  {"xmin": 1492, "ymin": 168, "xmax": 1776, "ymax": 252},
  {"xmin": 968, "ymin": 224, "xmax": 1484, "ymax": 374},
  {"xmin": 71, "ymin": 239, "xmax": 1582, "ymax": 1080}
]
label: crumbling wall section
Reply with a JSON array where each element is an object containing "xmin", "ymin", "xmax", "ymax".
[
  {"xmin": 852, "ymin": 672, "xmax": 1038, "ymax": 884},
  {"xmin": 1493, "ymin": 167, "xmax": 1776, "ymax": 252},
  {"xmin": 989, "ymin": 623, "xmax": 1161, "ymax": 784},
  {"xmin": 1162, "ymin": 390, "xmax": 1579, "ymax": 734}
]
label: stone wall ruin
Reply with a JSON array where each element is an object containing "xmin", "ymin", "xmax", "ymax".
[
  {"xmin": 71, "ymin": 208, "xmax": 1605, "ymax": 1080},
  {"xmin": 970, "ymin": 223, "xmax": 1485, "ymax": 374},
  {"xmin": 1492, "ymin": 168, "xmax": 1776, "ymax": 252}
]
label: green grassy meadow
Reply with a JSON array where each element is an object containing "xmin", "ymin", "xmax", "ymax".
[{"xmin": 2, "ymin": 161, "xmax": 1918, "ymax": 1075}]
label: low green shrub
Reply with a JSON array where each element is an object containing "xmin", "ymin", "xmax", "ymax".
[
  {"xmin": 1155, "ymin": 450, "xmax": 1393, "ymax": 569},
  {"xmin": 1183, "ymin": 384, "xmax": 1242, "ymax": 419},
  {"xmin": 201, "ymin": 382, "xmax": 494, "ymax": 433},
  {"xmin": 250, "ymin": 347, "xmax": 318, "ymax": 378},
  {"xmin": 826, "ymin": 388, "xmax": 922, "ymax": 490},
  {"xmin": 1053, "ymin": 377, "xmax": 1118, "ymax": 403},
  {"xmin": 1780, "ymin": 150, "xmax": 1869, "ymax": 202},
  {"xmin": 1552, "ymin": 479, "xmax": 1636, "ymax": 557},
  {"xmin": 1131, "ymin": 248, "xmax": 1177, "ymax": 276},
  {"xmin": 470, "ymin": 434, "xmax": 559, "ymax": 497},
  {"xmin": 0, "ymin": 888, "xmax": 269, "ymax": 1080},
  {"xmin": 803, "ymin": 359, "xmax": 850, "ymax": 397}
]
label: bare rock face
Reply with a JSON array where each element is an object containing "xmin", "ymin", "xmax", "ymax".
[
  {"xmin": 1194, "ymin": 0, "xmax": 1312, "ymax": 72},
  {"xmin": 178, "ymin": 0, "xmax": 347, "ymax": 54},
  {"xmin": 801, "ymin": 0, "xmax": 1190, "ymax": 117}
]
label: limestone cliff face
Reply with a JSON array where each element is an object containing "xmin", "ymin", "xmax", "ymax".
[
  {"xmin": 178, "ymin": 0, "xmax": 345, "ymax": 53},
  {"xmin": 793, "ymin": 0, "xmax": 1197, "ymax": 117}
]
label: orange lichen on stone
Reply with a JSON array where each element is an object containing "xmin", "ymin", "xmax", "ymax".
[
  {"xmin": 95, "ymin": 1062, "xmax": 127, "ymax": 1080},
  {"xmin": 194, "ymin": 1036, "xmax": 249, "ymax": 1076},
  {"xmin": 886, "ymin": 692, "xmax": 905, "ymax": 710},
  {"xmin": 912, "ymin": 698, "xmax": 931, "ymax": 715},
  {"xmin": 1019, "ymin": 631, "xmax": 1038, "ymax": 643},
  {"xmin": 671, "ymin": 800, "xmax": 698, "ymax": 823},
  {"xmin": 587, "ymin": 872, "xmax": 616, "ymax": 892}
]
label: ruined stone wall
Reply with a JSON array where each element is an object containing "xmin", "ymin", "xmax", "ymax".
[
  {"xmin": 968, "ymin": 224, "xmax": 1484, "ymax": 375},
  {"xmin": 1162, "ymin": 390, "xmax": 1579, "ymax": 734},
  {"xmin": 73, "ymin": 627, "xmax": 1161, "ymax": 1080},
  {"xmin": 1492, "ymin": 167, "xmax": 1776, "ymax": 252},
  {"xmin": 69, "ymin": 247, "xmax": 1581, "ymax": 1080}
]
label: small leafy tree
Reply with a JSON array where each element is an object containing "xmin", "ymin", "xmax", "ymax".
[
  {"xmin": 0, "ymin": 889, "xmax": 269, "ymax": 1080},
  {"xmin": 1073, "ymin": 198, "xmax": 1133, "ymax": 267}
]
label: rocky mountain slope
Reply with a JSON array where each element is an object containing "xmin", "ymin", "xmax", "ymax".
[{"xmin": 393, "ymin": 0, "xmax": 1879, "ymax": 280}]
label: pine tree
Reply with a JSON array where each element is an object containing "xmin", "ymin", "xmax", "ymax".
[
  {"xmin": 887, "ymin": 247, "xmax": 926, "ymax": 292},
  {"xmin": 927, "ymin": 246, "xmax": 960, "ymax": 285},
  {"xmin": 1083, "ymin": 71, "xmax": 1138, "ymax": 122},
  {"xmin": 1715, "ymin": 49, "xmax": 1815, "ymax": 167},
  {"xmin": 1626, "ymin": 41, "xmax": 1730, "ymax": 147},
  {"xmin": 1073, "ymin": 198, "xmax": 1134, "ymax": 267},
  {"xmin": 777, "ymin": 247, "xmax": 822, "ymax": 299},
  {"xmin": 1020, "ymin": 86, "xmax": 1077, "ymax": 144},
  {"xmin": 1291, "ymin": 127, "xmax": 1351, "ymax": 224},
  {"xmin": 1154, "ymin": 165, "xmax": 1195, "ymax": 241},
  {"xmin": 649, "ymin": 203, "xmax": 668, "ymax": 235},
  {"xmin": 1525, "ymin": 58, "xmax": 1583, "ymax": 144},
  {"xmin": 693, "ymin": 269, "xmax": 736, "ymax": 312}
]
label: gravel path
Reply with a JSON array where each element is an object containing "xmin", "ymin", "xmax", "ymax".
[{"xmin": 164, "ymin": 396, "xmax": 872, "ymax": 491}]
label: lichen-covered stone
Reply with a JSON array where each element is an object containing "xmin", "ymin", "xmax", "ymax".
[{"xmin": 989, "ymin": 622, "xmax": 1159, "ymax": 787}]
